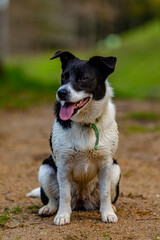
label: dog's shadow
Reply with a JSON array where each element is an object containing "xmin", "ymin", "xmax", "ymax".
[{"xmin": 72, "ymin": 210, "xmax": 101, "ymax": 222}]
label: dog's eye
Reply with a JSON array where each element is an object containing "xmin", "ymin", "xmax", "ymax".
[
  {"xmin": 62, "ymin": 75, "xmax": 67, "ymax": 81},
  {"xmin": 80, "ymin": 76, "xmax": 88, "ymax": 82}
]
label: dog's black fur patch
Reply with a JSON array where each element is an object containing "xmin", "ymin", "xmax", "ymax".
[
  {"xmin": 40, "ymin": 187, "xmax": 49, "ymax": 205},
  {"xmin": 41, "ymin": 155, "xmax": 56, "ymax": 205},
  {"xmin": 49, "ymin": 132, "xmax": 53, "ymax": 153},
  {"xmin": 113, "ymin": 159, "xmax": 118, "ymax": 165},
  {"xmin": 54, "ymin": 101, "xmax": 72, "ymax": 129},
  {"xmin": 42, "ymin": 155, "xmax": 57, "ymax": 172},
  {"xmin": 112, "ymin": 180, "xmax": 120, "ymax": 204},
  {"xmin": 112, "ymin": 158, "xmax": 120, "ymax": 204}
]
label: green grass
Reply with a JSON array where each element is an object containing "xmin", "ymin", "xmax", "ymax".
[
  {"xmin": 128, "ymin": 124, "xmax": 160, "ymax": 133},
  {"xmin": 0, "ymin": 64, "xmax": 59, "ymax": 108},
  {"xmin": 10, "ymin": 206, "xmax": 22, "ymax": 214},
  {"xmin": 0, "ymin": 206, "xmax": 24, "ymax": 227},
  {"xmin": 26, "ymin": 204, "xmax": 42, "ymax": 214},
  {"xmin": 0, "ymin": 214, "xmax": 10, "ymax": 227},
  {"xmin": 103, "ymin": 233, "xmax": 112, "ymax": 239},
  {"xmin": 64, "ymin": 235, "xmax": 75, "ymax": 240},
  {"xmin": 109, "ymin": 19, "xmax": 160, "ymax": 99},
  {"xmin": 4, "ymin": 206, "xmax": 22, "ymax": 215},
  {"xmin": 124, "ymin": 170, "xmax": 134, "ymax": 177},
  {"xmin": 125, "ymin": 112, "xmax": 160, "ymax": 121},
  {"xmin": 0, "ymin": 19, "xmax": 160, "ymax": 108}
]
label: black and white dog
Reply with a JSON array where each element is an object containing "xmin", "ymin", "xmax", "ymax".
[{"xmin": 27, "ymin": 51, "xmax": 121, "ymax": 226}]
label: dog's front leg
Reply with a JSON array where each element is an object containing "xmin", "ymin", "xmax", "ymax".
[
  {"xmin": 54, "ymin": 167, "xmax": 71, "ymax": 226},
  {"xmin": 99, "ymin": 159, "xmax": 118, "ymax": 223}
]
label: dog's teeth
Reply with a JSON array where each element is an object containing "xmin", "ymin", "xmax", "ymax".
[{"xmin": 61, "ymin": 101, "xmax": 65, "ymax": 106}]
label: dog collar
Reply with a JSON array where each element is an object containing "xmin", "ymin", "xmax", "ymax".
[{"xmin": 84, "ymin": 118, "xmax": 100, "ymax": 150}]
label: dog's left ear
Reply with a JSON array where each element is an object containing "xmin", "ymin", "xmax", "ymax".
[
  {"xmin": 89, "ymin": 56, "xmax": 117, "ymax": 78},
  {"xmin": 50, "ymin": 51, "xmax": 78, "ymax": 70}
]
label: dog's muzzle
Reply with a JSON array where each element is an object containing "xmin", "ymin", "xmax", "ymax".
[{"xmin": 57, "ymin": 88, "xmax": 69, "ymax": 101}]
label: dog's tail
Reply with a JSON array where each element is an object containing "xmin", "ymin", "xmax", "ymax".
[{"xmin": 26, "ymin": 187, "xmax": 40, "ymax": 198}]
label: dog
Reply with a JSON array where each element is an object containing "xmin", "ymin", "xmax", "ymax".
[{"xmin": 27, "ymin": 51, "xmax": 121, "ymax": 226}]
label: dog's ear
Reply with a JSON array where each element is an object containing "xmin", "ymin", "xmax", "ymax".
[
  {"xmin": 50, "ymin": 51, "xmax": 78, "ymax": 70},
  {"xmin": 89, "ymin": 56, "xmax": 117, "ymax": 78}
]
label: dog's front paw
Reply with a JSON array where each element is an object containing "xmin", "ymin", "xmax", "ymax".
[
  {"xmin": 54, "ymin": 212, "xmax": 70, "ymax": 226},
  {"xmin": 38, "ymin": 204, "xmax": 57, "ymax": 216},
  {"xmin": 101, "ymin": 211, "xmax": 118, "ymax": 223}
]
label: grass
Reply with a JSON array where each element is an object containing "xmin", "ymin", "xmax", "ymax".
[
  {"xmin": 109, "ymin": 19, "xmax": 160, "ymax": 99},
  {"xmin": 124, "ymin": 170, "xmax": 134, "ymax": 177},
  {"xmin": 26, "ymin": 204, "xmax": 42, "ymax": 214},
  {"xmin": 64, "ymin": 232, "xmax": 111, "ymax": 240},
  {"xmin": 125, "ymin": 111, "xmax": 160, "ymax": 121},
  {"xmin": 64, "ymin": 235, "xmax": 75, "ymax": 240},
  {"xmin": 103, "ymin": 233, "xmax": 112, "ymax": 239},
  {"xmin": 0, "ymin": 64, "xmax": 59, "ymax": 109},
  {"xmin": 0, "ymin": 206, "xmax": 23, "ymax": 227},
  {"xmin": 0, "ymin": 214, "xmax": 10, "ymax": 227},
  {"xmin": 0, "ymin": 205, "xmax": 41, "ymax": 229},
  {"xmin": 4, "ymin": 206, "xmax": 22, "ymax": 215},
  {"xmin": 79, "ymin": 230, "xmax": 90, "ymax": 238},
  {"xmin": 0, "ymin": 19, "xmax": 160, "ymax": 109},
  {"xmin": 128, "ymin": 124, "xmax": 160, "ymax": 133}
]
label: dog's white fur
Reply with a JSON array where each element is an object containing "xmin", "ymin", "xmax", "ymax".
[
  {"xmin": 28, "ymin": 80, "xmax": 120, "ymax": 225},
  {"xmin": 57, "ymin": 83, "xmax": 92, "ymax": 107}
]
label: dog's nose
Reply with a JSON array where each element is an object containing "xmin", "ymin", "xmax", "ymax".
[{"xmin": 57, "ymin": 89, "xmax": 69, "ymax": 100}]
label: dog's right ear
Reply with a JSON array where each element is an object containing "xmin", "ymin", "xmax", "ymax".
[{"xmin": 50, "ymin": 51, "xmax": 78, "ymax": 70}]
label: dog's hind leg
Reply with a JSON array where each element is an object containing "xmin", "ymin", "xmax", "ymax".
[
  {"xmin": 38, "ymin": 156, "xmax": 59, "ymax": 216},
  {"xmin": 111, "ymin": 159, "xmax": 121, "ymax": 207}
]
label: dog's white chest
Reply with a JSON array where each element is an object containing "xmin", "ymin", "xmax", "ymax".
[{"xmin": 72, "ymin": 151, "xmax": 98, "ymax": 183}]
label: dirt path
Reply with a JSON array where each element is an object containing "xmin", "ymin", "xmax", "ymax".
[{"xmin": 0, "ymin": 100, "xmax": 160, "ymax": 240}]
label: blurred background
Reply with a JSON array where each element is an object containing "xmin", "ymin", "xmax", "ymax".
[
  {"xmin": 1, "ymin": 1, "xmax": 160, "ymax": 237},
  {"xmin": 0, "ymin": 0, "xmax": 160, "ymax": 108}
]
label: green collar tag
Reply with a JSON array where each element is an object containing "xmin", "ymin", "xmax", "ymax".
[{"xmin": 91, "ymin": 123, "xmax": 99, "ymax": 150}]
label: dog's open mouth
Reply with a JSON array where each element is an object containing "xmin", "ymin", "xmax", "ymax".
[{"xmin": 59, "ymin": 97, "xmax": 90, "ymax": 121}]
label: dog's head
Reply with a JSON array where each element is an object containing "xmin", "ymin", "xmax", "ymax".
[{"xmin": 51, "ymin": 51, "xmax": 117, "ymax": 123}]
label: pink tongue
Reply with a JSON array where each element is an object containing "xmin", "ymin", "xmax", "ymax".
[{"xmin": 59, "ymin": 103, "xmax": 76, "ymax": 121}]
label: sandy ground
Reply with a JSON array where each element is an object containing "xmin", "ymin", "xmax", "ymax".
[{"xmin": 0, "ymin": 100, "xmax": 160, "ymax": 240}]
